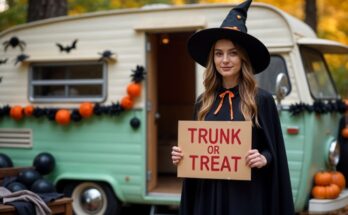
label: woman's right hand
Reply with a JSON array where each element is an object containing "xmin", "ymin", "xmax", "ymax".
[{"xmin": 171, "ymin": 146, "xmax": 183, "ymax": 165}]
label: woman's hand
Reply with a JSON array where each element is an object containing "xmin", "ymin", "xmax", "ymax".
[
  {"xmin": 171, "ymin": 146, "xmax": 183, "ymax": 165},
  {"xmin": 245, "ymin": 149, "xmax": 267, "ymax": 168}
]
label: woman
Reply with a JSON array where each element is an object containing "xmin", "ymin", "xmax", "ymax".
[{"xmin": 171, "ymin": 0, "xmax": 294, "ymax": 214}]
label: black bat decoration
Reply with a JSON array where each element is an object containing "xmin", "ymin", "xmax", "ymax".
[
  {"xmin": 56, "ymin": 39, "xmax": 78, "ymax": 53},
  {"xmin": 0, "ymin": 58, "xmax": 8, "ymax": 64},
  {"xmin": 0, "ymin": 77, "xmax": 2, "ymax": 83},
  {"xmin": 98, "ymin": 50, "xmax": 115, "ymax": 62},
  {"xmin": 14, "ymin": 54, "xmax": 29, "ymax": 65},
  {"xmin": 3, "ymin": 36, "xmax": 26, "ymax": 52}
]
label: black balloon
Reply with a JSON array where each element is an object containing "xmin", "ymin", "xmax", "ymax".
[
  {"xmin": 7, "ymin": 182, "xmax": 27, "ymax": 192},
  {"xmin": 0, "ymin": 153, "xmax": 13, "ymax": 168},
  {"xmin": 130, "ymin": 117, "xmax": 140, "ymax": 129},
  {"xmin": 18, "ymin": 169, "xmax": 41, "ymax": 187},
  {"xmin": 33, "ymin": 152, "xmax": 55, "ymax": 175},
  {"xmin": 31, "ymin": 178, "xmax": 56, "ymax": 193}
]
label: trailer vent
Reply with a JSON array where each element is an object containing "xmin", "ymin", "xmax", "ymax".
[{"xmin": 0, "ymin": 129, "xmax": 32, "ymax": 148}]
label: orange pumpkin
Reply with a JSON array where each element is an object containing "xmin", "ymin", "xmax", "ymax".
[
  {"xmin": 312, "ymin": 185, "xmax": 327, "ymax": 199},
  {"xmin": 55, "ymin": 109, "xmax": 71, "ymax": 125},
  {"xmin": 127, "ymin": 83, "xmax": 141, "ymax": 98},
  {"xmin": 314, "ymin": 171, "xmax": 332, "ymax": 186},
  {"xmin": 79, "ymin": 102, "xmax": 94, "ymax": 118},
  {"xmin": 331, "ymin": 171, "xmax": 346, "ymax": 190},
  {"xmin": 326, "ymin": 184, "xmax": 340, "ymax": 199},
  {"xmin": 10, "ymin": 106, "xmax": 23, "ymax": 120},
  {"xmin": 342, "ymin": 127, "xmax": 348, "ymax": 138},
  {"xmin": 24, "ymin": 105, "xmax": 34, "ymax": 116},
  {"xmin": 121, "ymin": 96, "xmax": 133, "ymax": 110}
]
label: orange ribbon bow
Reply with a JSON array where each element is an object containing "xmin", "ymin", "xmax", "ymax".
[{"xmin": 214, "ymin": 90, "xmax": 235, "ymax": 120}]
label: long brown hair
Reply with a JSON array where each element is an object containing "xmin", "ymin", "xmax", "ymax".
[{"xmin": 197, "ymin": 40, "xmax": 259, "ymax": 126}]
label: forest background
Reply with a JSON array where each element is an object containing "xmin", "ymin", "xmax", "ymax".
[{"xmin": 0, "ymin": 0, "xmax": 347, "ymax": 98}]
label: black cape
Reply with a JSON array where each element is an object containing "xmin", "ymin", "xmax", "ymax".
[
  {"xmin": 337, "ymin": 116, "xmax": 348, "ymax": 182},
  {"xmin": 179, "ymin": 87, "xmax": 294, "ymax": 215}
]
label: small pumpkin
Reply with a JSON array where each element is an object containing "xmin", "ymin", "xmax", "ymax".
[
  {"xmin": 314, "ymin": 171, "xmax": 332, "ymax": 186},
  {"xmin": 79, "ymin": 102, "xmax": 94, "ymax": 118},
  {"xmin": 312, "ymin": 185, "xmax": 326, "ymax": 199},
  {"xmin": 10, "ymin": 106, "xmax": 23, "ymax": 120},
  {"xmin": 342, "ymin": 127, "xmax": 348, "ymax": 138},
  {"xmin": 24, "ymin": 105, "xmax": 34, "ymax": 116},
  {"xmin": 325, "ymin": 184, "xmax": 340, "ymax": 199},
  {"xmin": 55, "ymin": 109, "xmax": 71, "ymax": 125},
  {"xmin": 331, "ymin": 171, "xmax": 346, "ymax": 190},
  {"xmin": 121, "ymin": 96, "xmax": 133, "ymax": 110},
  {"xmin": 127, "ymin": 83, "xmax": 141, "ymax": 98}
]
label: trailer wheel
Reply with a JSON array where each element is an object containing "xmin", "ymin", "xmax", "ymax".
[{"xmin": 63, "ymin": 182, "xmax": 121, "ymax": 215}]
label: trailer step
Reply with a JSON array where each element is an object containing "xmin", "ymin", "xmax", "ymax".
[{"xmin": 149, "ymin": 205, "xmax": 178, "ymax": 215}]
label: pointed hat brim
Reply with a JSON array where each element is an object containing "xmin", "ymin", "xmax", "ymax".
[{"xmin": 187, "ymin": 28, "xmax": 270, "ymax": 74}]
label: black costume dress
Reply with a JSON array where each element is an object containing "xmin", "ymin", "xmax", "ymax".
[{"xmin": 179, "ymin": 86, "xmax": 294, "ymax": 215}]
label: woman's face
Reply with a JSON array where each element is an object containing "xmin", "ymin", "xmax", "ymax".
[{"xmin": 214, "ymin": 39, "xmax": 242, "ymax": 80}]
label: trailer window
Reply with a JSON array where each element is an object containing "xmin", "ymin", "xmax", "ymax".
[
  {"xmin": 300, "ymin": 47, "xmax": 338, "ymax": 99},
  {"xmin": 29, "ymin": 62, "xmax": 106, "ymax": 102},
  {"xmin": 255, "ymin": 55, "xmax": 290, "ymax": 95}
]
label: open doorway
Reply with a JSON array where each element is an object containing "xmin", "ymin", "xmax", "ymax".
[{"xmin": 147, "ymin": 32, "xmax": 196, "ymax": 194}]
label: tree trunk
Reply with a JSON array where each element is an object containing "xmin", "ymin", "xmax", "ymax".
[
  {"xmin": 27, "ymin": 0, "xmax": 67, "ymax": 22},
  {"xmin": 304, "ymin": 0, "xmax": 317, "ymax": 33}
]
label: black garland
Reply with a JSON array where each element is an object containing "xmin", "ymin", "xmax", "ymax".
[
  {"xmin": 0, "ymin": 65, "xmax": 146, "ymax": 124},
  {"xmin": 0, "ymin": 103, "xmax": 126, "ymax": 120},
  {"xmin": 289, "ymin": 100, "xmax": 347, "ymax": 116}
]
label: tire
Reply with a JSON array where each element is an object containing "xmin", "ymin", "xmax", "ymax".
[{"xmin": 63, "ymin": 181, "xmax": 121, "ymax": 215}]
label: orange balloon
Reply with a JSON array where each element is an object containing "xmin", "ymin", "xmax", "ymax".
[
  {"xmin": 121, "ymin": 96, "xmax": 134, "ymax": 110},
  {"xmin": 10, "ymin": 106, "xmax": 23, "ymax": 120},
  {"xmin": 79, "ymin": 102, "xmax": 94, "ymax": 118},
  {"xmin": 127, "ymin": 83, "xmax": 141, "ymax": 98},
  {"xmin": 24, "ymin": 105, "xmax": 34, "ymax": 116},
  {"xmin": 55, "ymin": 109, "xmax": 71, "ymax": 125}
]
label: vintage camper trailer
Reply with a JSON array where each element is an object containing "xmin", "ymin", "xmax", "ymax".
[{"xmin": 0, "ymin": 2, "xmax": 348, "ymax": 214}]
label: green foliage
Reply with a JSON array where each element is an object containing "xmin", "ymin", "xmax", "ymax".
[{"xmin": 0, "ymin": 0, "xmax": 27, "ymax": 32}]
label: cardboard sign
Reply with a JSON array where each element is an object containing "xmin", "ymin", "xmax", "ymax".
[{"xmin": 177, "ymin": 121, "xmax": 251, "ymax": 180}]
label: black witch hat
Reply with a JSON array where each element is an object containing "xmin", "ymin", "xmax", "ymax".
[{"xmin": 187, "ymin": 0, "xmax": 270, "ymax": 74}]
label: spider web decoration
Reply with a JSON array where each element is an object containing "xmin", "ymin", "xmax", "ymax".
[{"xmin": 289, "ymin": 100, "xmax": 347, "ymax": 116}]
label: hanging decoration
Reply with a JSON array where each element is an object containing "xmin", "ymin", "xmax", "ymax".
[
  {"xmin": 55, "ymin": 109, "xmax": 71, "ymax": 125},
  {"xmin": 289, "ymin": 100, "xmax": 347, "ymax": 116},
  {"xmin": 24, "ymin": 105, "xmax": 34, "ymax": 117},
  {"xmin": 56, "ymin": 39, "xmax": 78, "ymax": 53},
  {"xmin": 130, "ymin": 116, "xmax": 141, "ymax": 129},
  {"xmin": 15, "ymin": 54, "xmax": 29, "ymax": 65},
  {"xmin": 79, "ymin": 102, "xmax": 94, "ymax": 118},
  {"xmin": 0, "ymin": 58, "xmax": 8, "ymax": 65},
  {"xmin": 3, "ymin": 36, "xmax": 26, "ymax": 52},
  {"xmin": 98, "ymin": 50, "xmax": 115, "ymax": 62},
  {"xmin": 0, "ymin": 65, "xmax": 146, "ymax": 127},
  {"xmin": 10, "ymin": 106, "xmax": 23, "ymax": 121}
]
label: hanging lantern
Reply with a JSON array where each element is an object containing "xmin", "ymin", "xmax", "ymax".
[
  {"xmin": 55, "ymin": 109, "xmax": 71, "ymax": 125},
  {"xmin": 79, "ymin": 102, "xmax": 94, "ymax": 118},
  {"xmin": 10, "ymin": 106, "xmax": 23, "ymax": 120}
]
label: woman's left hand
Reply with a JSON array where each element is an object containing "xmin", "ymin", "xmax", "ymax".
[{"xmin": 245, "ymin": 149, "xmax": 267, "ymax": 168}]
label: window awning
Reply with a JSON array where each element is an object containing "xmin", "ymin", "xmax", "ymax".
[{"xmin": 298, "ymin": 38, "xmax": 348, "ymax": 54}]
